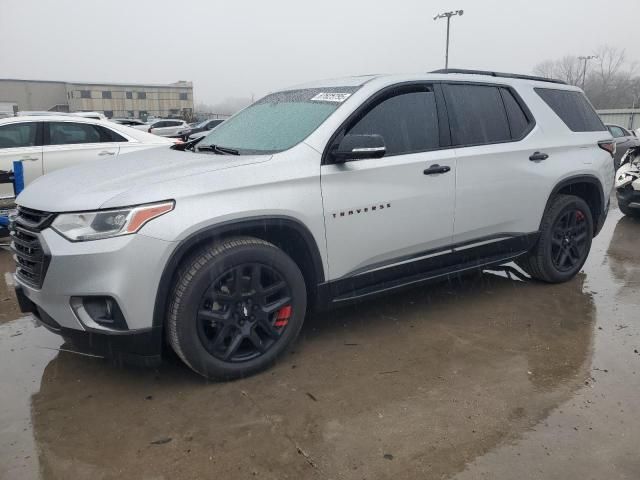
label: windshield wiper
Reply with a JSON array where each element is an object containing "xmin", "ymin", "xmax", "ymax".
[{"xmin": 197, "ymin": 144, "xmax": 239, "ymax": 155}]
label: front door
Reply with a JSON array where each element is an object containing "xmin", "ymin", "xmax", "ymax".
[
  {"xmin": 42, "ymin": 121, "xmax": 120, "ymax": 175},
  {"xmin": 321, "ymin": 85, "xmax": 456, "ymax": 292}
]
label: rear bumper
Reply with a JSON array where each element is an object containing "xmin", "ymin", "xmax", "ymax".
[{"xmin": 15, "ymin": 283, "xmax": 162, "ymax": 366}]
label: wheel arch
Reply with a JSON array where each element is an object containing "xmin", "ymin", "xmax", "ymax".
[
  {"xmin": 152, "ymin": 216, "xmax": 325, "ymax": 330},
  {"xmin": 545, "ymin": 175, "xmax": 606, "ymax": 236}
]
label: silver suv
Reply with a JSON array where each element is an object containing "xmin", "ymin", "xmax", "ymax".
[{"xmin": 12, "ymin": 70, "xmax": 615, "ymax": 379}]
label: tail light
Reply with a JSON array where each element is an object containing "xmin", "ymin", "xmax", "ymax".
[{"xmin": 598, "ymin": 140, "xmax": 616, "ymax": 157}]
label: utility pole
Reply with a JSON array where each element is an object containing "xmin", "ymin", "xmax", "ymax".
[
  {"xmin": 578, "ymin": 55, "xmax": 597, "ymax": 90},
  {"xmin": 433, "ymin": 10, "xmax": 464, "ymax": 70}
]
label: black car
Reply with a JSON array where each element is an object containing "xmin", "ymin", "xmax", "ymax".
[
  {"xmin": 180, "ymin": 118, "xmax": 224, "ymax": 141},
  {"xmin": 606, "ymin": 124, "xmax": 640, "ymax": 168}
]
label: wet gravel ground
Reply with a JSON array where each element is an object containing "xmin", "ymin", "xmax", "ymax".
[{"xmin": 0, "ymin": 207, "xmax": 639, "ymax": 480}]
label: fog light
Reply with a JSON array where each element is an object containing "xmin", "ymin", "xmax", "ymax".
[{"xmin": 71, "ymin": 296, "xmax": 128, "ymax": 330}]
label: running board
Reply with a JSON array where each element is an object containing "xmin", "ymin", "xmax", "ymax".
[{"xmin": 330, "ymin": 251, "xmax": 527, "ymax": 304}]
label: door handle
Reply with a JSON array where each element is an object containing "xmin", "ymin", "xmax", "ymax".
[
  {"xmin": 20, "ymin": 157, "xmax": 39, "ymax": 161},
  {"xmin": 529, "ymin": 151, "xmax": 549, "ymax": 161},
  {"xmin": 423, "ymin": 164, "xmax": 451, "ymax": 175},
  {"xmin": 98, "ymin": 151, "xmax": 116, "ymax": 156}
]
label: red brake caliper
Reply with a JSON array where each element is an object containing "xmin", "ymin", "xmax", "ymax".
[
  {"xmin": 274, "ymin": 305, "xmax": 292, "ymax": 328},
  {"xmin": 576, "ymin": 211, "xmax": 585, "ymax": 221}
]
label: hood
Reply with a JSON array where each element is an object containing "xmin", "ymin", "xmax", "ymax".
[{"xmin": 17, "ymin": 146, "xmax": 271, "ymax": 212}]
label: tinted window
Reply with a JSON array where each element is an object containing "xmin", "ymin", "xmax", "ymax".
[
  {"xmin": 347, "ymin": 89, "xmax": 439, "ymax": 156},
  {"xmin": 535, "ymin": 88, "xmax": 605, "ymax": 132},
  {"xmin": 0, "ymin": 123, "xmax": 39, "ymax": 149},
  {"xmin": 48, "ymin": 122, "xmax": 125, "ymax": 145},
  {"xmin": 444, "ymin": 84, "xmax": 510, "ymax": 146},
  {"xmin": 207, "ymin": 120, "xmax": 223, "ymax": 129},
  {"xmin": 153, "ymin": 121, "xmax": 167, "ymax": 128},
  {"xmin": 167, "ymin": 121, "xmax": 182, "ymax": 127},
  {"xmin": 500, "ymin": 87, "xmax": 531, "ymax": 139}
]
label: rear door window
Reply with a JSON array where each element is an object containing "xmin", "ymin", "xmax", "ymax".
[
  {"xmin": 535, "ymin": 88, "xmax": 605, "ymax": 132},
  {"xmin": 346, "ymin": 87, "xmax": 440, "ymax": 156},
  {"xmin": 0, "ymin": 122, "xmax": 39, "ymax": 149},
  {"xmin": 443, "ymin": 84, "xmax": 511, "ymax": 146},
  {"xmin": 500, "ymin": 87, "xmax": 532, "ymax": 139},
  {"xmin": 47, "ymin": 122, "xmax": 126, "ymax": 145}
]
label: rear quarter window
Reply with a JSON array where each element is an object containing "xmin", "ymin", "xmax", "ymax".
[{"xmin": 535, "ymin": 88, "xmax": 605, "ymax": 132}]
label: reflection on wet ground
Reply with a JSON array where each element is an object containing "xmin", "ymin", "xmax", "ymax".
[{"xmin": 0, "ymin": 209, "xmax": 639, "ymax": 480}]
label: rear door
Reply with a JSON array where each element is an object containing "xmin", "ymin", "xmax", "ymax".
[
  {"xmin": 0, "ymin": 121, "xmax": 43, "ymax": 197},
  {"xmin": 42, "ymin": 121, "xmax": 120, "ymax": 174},
  {"xmin": 321, "ymin": 84, "xmax": 456, "ymax": 287},
  {"xmin": 444, "ymin": 83, "xmax": 543, "ymax": 248}
]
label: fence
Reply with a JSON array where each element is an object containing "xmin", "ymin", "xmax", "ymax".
[{"xmin": 596, "ymin": 109, "xmax": 640, "ymax": 130}]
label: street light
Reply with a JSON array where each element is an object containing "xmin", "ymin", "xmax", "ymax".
[
  {"xmin": 578, "ymin": 55, "xmax": 598, "ymax": 90},
  {"xmin": 433, "ymin": 10, "xmax": 464, "ymax": 70}
]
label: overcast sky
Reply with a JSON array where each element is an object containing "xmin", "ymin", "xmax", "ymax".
[{"xmin": 1, "ymin": 0, "xmax": 639, "ymax": 106}]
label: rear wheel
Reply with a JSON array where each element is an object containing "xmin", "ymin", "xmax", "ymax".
[
  {"xmin": 518, "ymin": 195, "xmax": 593, "ymax": 283},
  {"xmin": 167, "ymin": 237, "xmax": 306, "ymax": 380}
]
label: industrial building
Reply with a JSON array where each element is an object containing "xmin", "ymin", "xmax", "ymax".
[{"xmin": 0, "ymin": 78, "xmax": 194, "ymax": 120}]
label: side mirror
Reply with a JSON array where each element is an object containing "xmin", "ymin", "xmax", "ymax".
[{"xmin": 332, "ymin": 134, "xmax": 386, "ymax": 163}]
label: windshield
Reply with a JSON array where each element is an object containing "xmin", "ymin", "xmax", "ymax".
[{"xmin": 198, "ymin": 87, "xmax": 358, "ymax": 154}]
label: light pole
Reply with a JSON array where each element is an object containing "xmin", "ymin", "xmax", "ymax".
[
  {"xmin": 578, "ymin": 55, "xmax": 597, "ymax": 90},
  {"xmin": 433, "ymin": 10, "xmax": 464, "ymax": 70}
]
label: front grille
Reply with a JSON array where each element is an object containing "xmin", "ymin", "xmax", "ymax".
[{"xmin": 10, "ymin": 207, "xmax": 55, "ymax": 289}]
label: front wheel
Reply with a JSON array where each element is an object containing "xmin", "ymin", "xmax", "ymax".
[
  {"xmin": 618, "ymin": 197, "xmax": 640, "ymax": 218},
  {"xmin": 167, "ymin": 237, "xmax": 307, "ymax": 380},
  {"xmin": 518, "ymin": 194, "xmax": 593, "ymax": 283}
]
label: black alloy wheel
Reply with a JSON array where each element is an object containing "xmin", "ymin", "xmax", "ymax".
[
  {"xmin": 550, "ymin": 208, "xmax": 589, "ymax": 272},
  {"xmin": 196, "ymin": 263, "xmax": 293, "ymax": 363}
]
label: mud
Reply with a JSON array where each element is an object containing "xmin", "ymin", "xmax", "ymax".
[{"xmin": 1, "ymin": 208, "xmax": 639, "ymax": 480}]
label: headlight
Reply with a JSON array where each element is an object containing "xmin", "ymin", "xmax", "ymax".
[{"xmin": 51, "ymin": 201, "xmax": 174, "ymax": 241}]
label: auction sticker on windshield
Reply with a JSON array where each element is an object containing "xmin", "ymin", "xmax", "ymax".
[{"xmin": 310, "ymin": 92, "xmax": 352, "ymax": 102}]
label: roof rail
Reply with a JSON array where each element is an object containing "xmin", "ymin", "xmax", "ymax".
[{"xmin": 430, "ymin": 68, "xmax": 567, "ymax": 85}]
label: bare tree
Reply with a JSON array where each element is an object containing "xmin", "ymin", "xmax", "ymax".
[{"xmin": 533, "ymin": 45, "xmax": 640, "ymax": 109}]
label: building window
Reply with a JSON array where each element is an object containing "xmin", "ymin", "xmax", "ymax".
[
  {"xmin": 104, "ymin": 110, "xmax": 113, "ymax": 118},
  {"xmin": 139, "ymin": 110, "xmax": 148, "ymax": 120},
  {"xmin": 80, "ymin": 90, "xmax": 91, "ymax": 99},
  {"xmin": 126, "ymin": 91, "xmax": 133, "ymax": 99},
  {"xmin": 102, "ymin": 91, "xmax": 112, "ymax": 99},
  {"xmin": 179, "ymin": 92, "xmax": 188, "ymax": 100},
  {"xmin": 169, "ymin": 109, "xmax": 179, "ymax": 115},
  {"xmin": 137, "ymin": 92, "xmax": 146, "ymax": 100},
  {"xmin": 127, "ymin": 110, "xmax": 134, "ymax": 118}
]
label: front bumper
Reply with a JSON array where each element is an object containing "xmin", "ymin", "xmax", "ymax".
[
  {"xmin": 617, "ymin": 184, "xmax": 640, "ymax": 210},
  {"xmin": 14, "ymin": 228, "xmax": 176, "ymax": 363},
  {"xmin": 16, "ymin": 284, "xmax": 162, "ymax": 365}
]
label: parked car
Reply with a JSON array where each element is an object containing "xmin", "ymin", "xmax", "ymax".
[
  {"xmin": 72, "ymin": 111, "xmax": 108, "ymax": 121},
  {"xmin": 140, "ymin": 119, "xmax": 189, "ymax": 137},
  {"xmin": 0, "ymin": 115, "xmax": 174, "ymax": 198},
  {"xmin": 179, "ymin": 118, "xmax": 225, "ymax": 141},
  {"xmin": 606, "ymin": 123, "xmax": 640, "ymax": 168},
  {"xmin": 614, "ymin": 145, "xmax": 640, "ymax": 217},
  {"xmin": 110, "ymin": 118, "xmax": 147, "ymax": 127},
  {"xmin": 12, "ymin": 70, "xmax": 615, "ymax": 380}
]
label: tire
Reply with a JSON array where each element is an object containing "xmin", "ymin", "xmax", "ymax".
[
  {"xmin": 517, "ymin": 194, "xmax": 593, "ymax": 283},
  {"xmin": 167, "ymin": 236, "xmax": 307, "ymax": 380},
  {"xmin": 618, "ymin": 198, "xmax": 640, "ymax": 217}
]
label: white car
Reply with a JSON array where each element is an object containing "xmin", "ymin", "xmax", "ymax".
[
  {"xmin": 0, "ymin": 115, "xmax": 174, "ymax": 198},
  {"xmin": 12, "ymin": 70, "xmax": 615, "ymax": 380},
  {"xmin": 139, "ymin": 119, "xmax": 189, "ymax": 137}
]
